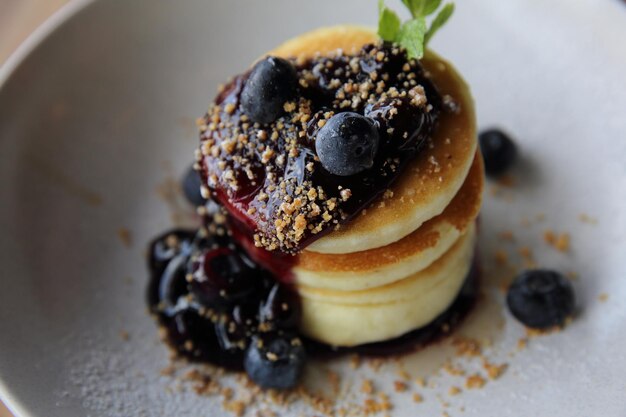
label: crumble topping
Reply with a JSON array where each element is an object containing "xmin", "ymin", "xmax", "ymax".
[{"xmin": 197, "ymin": 42, "xmax": 443, "ymax": 252}]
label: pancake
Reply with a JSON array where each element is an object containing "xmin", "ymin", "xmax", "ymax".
[
  {"xmin": 293, "ymin": 153, "xmax": 483, "ymax": 291},
  {"xmin": 270, "ymin": 26, "xmax": 477, "ymax": 254},
  {"xmin": 268, "ymin": 26, "xmax": 480, "ymax": 347},
  {"xmin": 298, "ymin": 224, "xmax": 476, "ymax": 346}
]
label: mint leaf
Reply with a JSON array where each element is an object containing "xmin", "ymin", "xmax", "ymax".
[
  {"xmin": 397, "ymin": 18, "xmax": 427, "ymax": 59},
  {"xmin": 424, "ymin": 3, "xmax": 455, "ymax": 44},
  {"xmin": 377, "ymin": 0, "xmax": 454, "ymax": 59},
  {"xmin": 378, "ymin": 0, "xmax": 402, "ymax": 42},
  {"xmin": 401, "ymin": 0, "xmax": 418, "ymax": 16},
  {"xmin": 401, "ymin": 0, "xmax": 425, "ymax": 17},
  {"xmin": 422, "ymin": 0, "xmax": 443, "ymax": 16},
  {"xmin": 402, "ymin": 0, "xmax": 441, "ymax": 18}
]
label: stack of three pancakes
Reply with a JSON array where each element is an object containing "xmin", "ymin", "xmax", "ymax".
[{"xmin": 271, "ymin": 27, "xmax": 484, "ymax": 347}]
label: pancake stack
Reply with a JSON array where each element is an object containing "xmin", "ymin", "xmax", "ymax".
[{"xmin": 270, "ymin": 27, "xmax": 483, "ymax": 347}]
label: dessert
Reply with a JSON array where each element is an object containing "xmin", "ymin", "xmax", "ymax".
[
  {"xmin": 199, "ymin": 24, "xmax": 480, "ymax": 346},
  {"xmin": 147, "ymin": 1, "xmax": 487, "ymax": 388}
]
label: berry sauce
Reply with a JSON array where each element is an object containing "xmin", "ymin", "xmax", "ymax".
[
  {"xmin": 147, "ymin": 224, "xmax": 285, "ymax": 371},
  {"xmin": 197, "ymin": 42, "xmax": 443, "ymax": 254}
]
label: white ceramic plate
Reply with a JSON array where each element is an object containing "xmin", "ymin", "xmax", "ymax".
[{"xmin": 1, "ymin": 0, "xmax": 626, "ymax": 416}]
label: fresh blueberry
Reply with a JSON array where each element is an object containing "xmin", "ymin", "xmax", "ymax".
[
  {"xmin": 182, "ymin": 165, "xmax": 207, "ymax": 206},
  {"xmin": 506, "ymin": 269, "xmax": 575, "ymax": 329},
  {"xmin": 259, "ymin": 283, "xmax": 301, "ymax": 330},
  {"xmin": 315, "ymin": 112, "xmax": 380, "ymax": 176},
  {"xmin": 188, "ymin": 247, "xmax": 259, "ymax": 307},
  {"xmin": 479, "ymin": 129, "xmax": 518, "ymax": 176},
  {"xmin": 244, "ymin": 332, "xmax": 306, "ymax": 389},
  {"xmin": 240, "ymin": 56, "xmax": 298, "ymax": 124}
]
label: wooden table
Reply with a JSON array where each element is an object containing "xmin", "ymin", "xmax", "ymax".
[{"xmin": 0, "ymin": 2, "xmax": 70, "ymax": 415}]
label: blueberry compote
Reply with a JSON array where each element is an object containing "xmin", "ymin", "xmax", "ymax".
[
  {"xmin": 197, "ymin": 42, "xmax": 443, "ymax": 253},
  {"xmin": 147, "ymin": 212, "xmax": 306, "ymax": 386}
]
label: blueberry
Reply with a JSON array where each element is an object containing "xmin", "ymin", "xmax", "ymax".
[
  {"xmin": 479, "ymin": 129, "xmax": 518, "ymax": 176},
  {"xmin": 166, "ymin": 307, "xmax": 217, "ymax": 357},
  {"xmin": 365, "ymin": 97, "xmax": 432, "ymax": 152},
  {"xmin": 215, "ymin": 315, "xmax": 250, "ymax": 352},
  {"xmin": 182, "ymin": 165, "xmax": 207, "ymax": 206},
  {"xmin": 166, "ymin": 307, "xmax": 244, "ymax": 369},
  {"xmin": 315, "ymin": 112, "xmax": 380, "ymax": 176},
  {"xmin": 233, "ymin": 302, "xmax": 261, "ymax": 328},
  {"xmin": 240, "ymin": 56, "xmax": 298, "ymax": 124},
  {"xmin": 188, "ymin": 248, "xmax": 258, "ymax": 307},
  {"xmin": 259, "ymin": 284, "xmax": 301, "ymax": 330},
  {"xmin": 244, "ymin": 332, "xmax": 306, "ymax": 389},
  {"xmin": 506, "ymin": 269, "xmax": 575, "ymax": 329},
  {"xmin": 147, "ymin": 230, "xmax": 195, "ymax": 314},
  {"xmin": 149, "ymin": 230, "xmax": 194, "ymax": 268}
]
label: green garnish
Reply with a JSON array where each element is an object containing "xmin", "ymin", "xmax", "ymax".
[{"xmin": 378, "ymin": 0, "xmax": 455, "ymax": 59}]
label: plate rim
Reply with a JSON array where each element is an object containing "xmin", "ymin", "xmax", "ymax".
[
  {"xmin": 0, "ymin": 2, "xmax": 96, "ymax": 417},
  {"xmin": 0, "ymin": 0, "xmax": 95, "ymax": 93}
]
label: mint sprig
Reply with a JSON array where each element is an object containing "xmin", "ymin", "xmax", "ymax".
[{"xmin": 378, "ymin": 0, "xmax": 455, "ymax": 59}]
